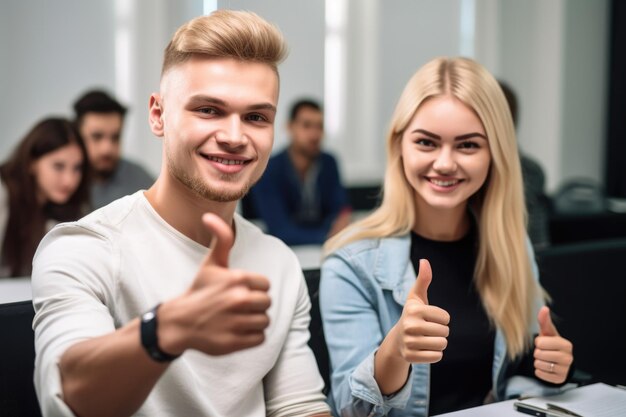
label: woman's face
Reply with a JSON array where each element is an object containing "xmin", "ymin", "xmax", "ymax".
[
  {"xmin": 31, "ymin": 143, "xmax": 84, "ymax": 205},
  {"xmin": 401, "ymin": 95, "xmax": 491, "ymax": 213}
]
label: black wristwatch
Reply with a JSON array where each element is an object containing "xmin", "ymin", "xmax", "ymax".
[{"xmin": 140, "ymin": 303, "xmax": 181, "ymax": 363}]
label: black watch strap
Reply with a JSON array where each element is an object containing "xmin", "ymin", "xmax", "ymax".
[{"xmin": 140, "ymin": 303, "xmax": 180, "ymax": 363}]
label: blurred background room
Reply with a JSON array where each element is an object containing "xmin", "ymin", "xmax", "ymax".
[{"xmin": 1, "ymin": 2, "xmax": 625, "ymax": 414}]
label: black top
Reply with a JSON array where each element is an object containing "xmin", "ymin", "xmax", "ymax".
[{"xmin": 410, "ymin": 223, "xmax": 495, "ymax": 415}]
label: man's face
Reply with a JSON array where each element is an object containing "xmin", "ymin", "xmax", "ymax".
[
  {"xmin": 79, "ymin": 112, "xmax": 123, "ymax": 177},
  {"xmin": 152, "ymin": 56, "xmax": 278, "ymax": 202},
  {"xmin": 288, "ymin": 107, "xmax": 324, "ymax": 159}
]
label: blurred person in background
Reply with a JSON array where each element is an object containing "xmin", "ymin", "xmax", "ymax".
[
  {"xmin": 73, "ymin": 90, "xmax": 153, "ymax": 209},
  {"xmin": 250, "ymin": 98, "xmax": 351, "ymax": 245},
  {"xmin": 498, "ymin": 81, "xmax": 551, "ymax": 248},
  {"xmin": 0, "ymin": 117, "xmax": 90, "ymax": 277}
]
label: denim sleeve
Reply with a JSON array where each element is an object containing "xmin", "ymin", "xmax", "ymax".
[{"xmin": 320, "ymin": 254, "xmax": 413, "ymax": 417}]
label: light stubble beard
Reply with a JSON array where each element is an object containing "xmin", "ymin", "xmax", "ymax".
[{"xmin": 166, "ymin": 149, "xmax": 259, "ymax": 203}]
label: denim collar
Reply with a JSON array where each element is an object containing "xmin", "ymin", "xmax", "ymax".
[{"xmin": 370, "ymin": 234, "xmax": 418, "ymax": 306}]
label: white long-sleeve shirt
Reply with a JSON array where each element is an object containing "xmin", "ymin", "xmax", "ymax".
[{"xmin": 32, "ymin": 191, "xmax": 329, "ymax": 417}]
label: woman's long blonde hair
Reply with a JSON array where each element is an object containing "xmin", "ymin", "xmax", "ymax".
[{"xmin": 324, "ymin": 57, "xmax": 541, "ymax": 358}]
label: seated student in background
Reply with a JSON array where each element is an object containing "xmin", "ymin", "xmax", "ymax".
[
  {"xmin": 73, "ymin": 90, "xmax": 154, "ymax": 209},
  {"xmin": 32, "ymin": 10, "xmax": 330, "ymax": 417},
  {"xmin": 249, "ymin": 99, "xmax": 351, "ymax": 245},
  {"xmin": 320, "ymin": 57, "xmax": 574, "ymax": 417},
  {"xmin": 0, "ymin": 117, "xmax": 89, "ymax": 277},
  {"xmin": 498, "ymin": 80, "xmax": 551, "ymax": 249}
]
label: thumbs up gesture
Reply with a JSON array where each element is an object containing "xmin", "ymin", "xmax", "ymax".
[
  {"xmin": 533, "ymin": 306, "xmax": 574, "ymax": 384},
  {"xmin": 158, "ymin": 213, "xmax": 272, "ymax": 357},
  {"xmin": 393, "ymin": 259, "xmax": 450, "ymax": 364}
]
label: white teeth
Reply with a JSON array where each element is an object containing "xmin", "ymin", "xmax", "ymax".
[
  {"xmin": 430, "ymin": 179, "xmax": 459, "ymax": 187},
  {"xmin": 206, "ymin": 156, "xmax": 245, "ymax": 165}
]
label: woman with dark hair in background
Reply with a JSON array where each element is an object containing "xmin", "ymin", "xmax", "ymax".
[{"xmin": 0, "ymin": 117, "xmax": 90, "ymax": 277}]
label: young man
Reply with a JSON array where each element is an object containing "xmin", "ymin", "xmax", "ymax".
[
  {"xmin": 32, "ymin": 10, "xmax": 331, "ymax": 417},
  {"xmin": 73, "ymin": 90, "xmax": 154, "ymax": 209},
  {"xmin": 249, "ymin": 99, "xmax": 351, "ymax": 245}
]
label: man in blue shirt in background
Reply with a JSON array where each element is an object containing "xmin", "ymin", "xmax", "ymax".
[{"xmin": 250, "ymin": 99, "xmax": 351, "ymax": 245}]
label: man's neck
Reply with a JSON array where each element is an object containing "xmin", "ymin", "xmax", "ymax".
[
  {"xmin": 288, "ymin": 146, "xmax": 315, "ymax": 181},
  {"xmin": 92, "ymin": 169, "xmax": 116, "ymax": 184},
  {"xmin": 144, "ymin": 173, "xmax": 237, "ymax": 248}
]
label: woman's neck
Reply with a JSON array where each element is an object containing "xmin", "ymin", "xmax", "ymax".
[{"xmin": 412, "ymin": 198, "xmax": 470, "ymax": 241}]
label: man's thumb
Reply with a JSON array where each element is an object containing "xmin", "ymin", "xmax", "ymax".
[
  {"xmin": 409, "ymin": 259, "xmax": 432, "ymax": 304},
  {"xmin": 202, "ymin": 213, "xmax": 234, "ymax": 268},
  {"xmin": 538, "ymin": 306, "xmax": 559, "ymax": 336}
]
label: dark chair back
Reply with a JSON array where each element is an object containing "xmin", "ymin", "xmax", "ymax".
[
  {"xmin": 0, "ymin": 300, "xmax": 42, "ymax": 417},
  {"xmin": 304, "ymin": 269, "xmax": 331, "ymax": 395},
  {"xmin": 347, "ymin": 185, "xmax": 381, "ymax": 212},
  {"xmin": 536, "ymin": 238, "xmax": 626, "ymax": 385},
  {"xmin": 548, "ymin": 211, "xmax": 626, "ymax": 245}
]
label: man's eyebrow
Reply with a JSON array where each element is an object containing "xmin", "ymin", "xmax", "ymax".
[
  {"xmin": 188, "ymin": 95, "xmax": 227, "ymax": 106},
  {"xmin": 410, "ymin": 129, "xmax": 487, "ymax": 141},
  {"xmin": 247, "ymin": 103, "xmax": 277, "ymax": 113},
  {"xmin": 188, "ymin": 95, "xmax": 276, "ymax": 113}
]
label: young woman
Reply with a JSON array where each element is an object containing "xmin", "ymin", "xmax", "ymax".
[
  {"xmin": 320, "ymin": 57, "xmax": 574, "ymax": 416},
  {"xmin": 0, "ymin": 117, "xmax": 90, "ymax": 277}
]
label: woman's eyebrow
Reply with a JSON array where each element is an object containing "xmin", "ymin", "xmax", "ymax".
[
  {"xmin": 410, "ymin": 129, "xmax": 487, "ymax": 141},
  {"xmin": 411, "ymin": 128, "xmax": 441, "ymax": 139},
  {"xmin": 455, "ymin": 132, "xmax": 487, "ymax": 141}
]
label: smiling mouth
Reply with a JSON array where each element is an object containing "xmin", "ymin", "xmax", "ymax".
[
  {"xmin": 202, "ymin": 155, "xmax": 250, "ymax": 166},
  {"xmin": 426, "ymin": 178, "xmax": 464, "ymax": 187}
]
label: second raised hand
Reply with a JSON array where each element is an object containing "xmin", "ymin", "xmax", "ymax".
[{"xmin": 533, "ymin": 306, "xmax": 574, "ymax": 384}]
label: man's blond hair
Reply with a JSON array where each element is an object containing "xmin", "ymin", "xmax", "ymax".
[{"xmin": 162, "ymin": 10, "xmax": 287, "ymax": 77}]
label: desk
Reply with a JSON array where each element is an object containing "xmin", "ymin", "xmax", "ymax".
[
  {"xmin": 0, "ymin": 277, "xmax": 31, "ymax": 303},
  {"xmin": 434, "ymin": 399, "xmax": 517, "ymax": 416},
  {"xmin": 437, "ymin": 400, "xmax": 516, "ymax": 417},
  {"xmin": 434, "ymin": 383, "xmax": 626, "ymax": 416},
  {"xmin": 291, "ymin": 245, "xmax": 323, "ymax": 270}
]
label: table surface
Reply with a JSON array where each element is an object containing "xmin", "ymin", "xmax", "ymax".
[
  {"xmin": 433, "ymin": 399, "xmax": 518, "ymax": 416},
  {"xmin": 433, "ymin": 383, "xmax": 626, "ymax": 416},
  {"xmin": 0, "ymin": 276, "xmax": 31, "ymax": 303},
  {"xmin": 291, "ymin": 245, "xmax": 324, "ymax": 270}
]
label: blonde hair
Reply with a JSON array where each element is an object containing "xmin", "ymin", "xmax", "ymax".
[
  {"xmin": 325, "ymin": 57, "xmax": 542, "ymax": 358},
  {"xmin": 162, "ymin": 10, "xmax": 288, "ymax": 77}
]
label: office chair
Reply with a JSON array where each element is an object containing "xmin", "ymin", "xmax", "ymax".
[
  {"xmin": 0, "ymin": 300, "xmax": 42, "ymax": 417},
  {"xmin": 536, "ymin": 238, "xmax": 626, "ymax": 386},
  {"xmin": 303, "ymin": 269, "xmax": 331, "ymax": 395}
]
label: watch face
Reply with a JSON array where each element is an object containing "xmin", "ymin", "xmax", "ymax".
[{"xmin": 143, "ymin": 311, "xmax": 155, "ymax": 321}]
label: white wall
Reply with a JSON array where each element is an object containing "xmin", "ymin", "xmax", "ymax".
[
  {"xmin": 0, "ymin": 0, "xmax": 116, "ymax": 159},
  {"xmin": 560, "ymin": 0, "xmax": 609, "ymax": 185},
  {"xmin": 113, "ymin": 0, "xmax": 203, "ymax": 177},
  {"xmin": 494, "ymin": 0, "xmax": 567, "ymax": 192},
  {"xmin": 487, "ymin": 0, "xmax": 609, "ymax": 192}
]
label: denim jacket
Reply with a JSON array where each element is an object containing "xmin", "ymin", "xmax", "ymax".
[{"xmin": 320, "ymin": 234, "xmax": 560, "ymax": 417}]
